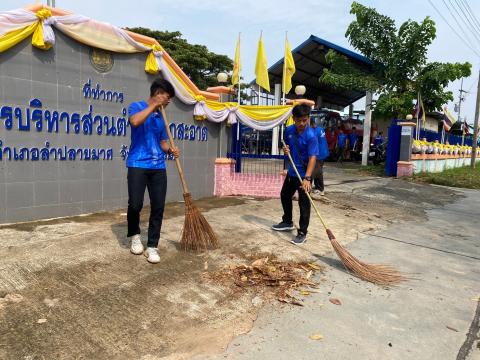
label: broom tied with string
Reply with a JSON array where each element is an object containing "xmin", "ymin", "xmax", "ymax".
[
  {"xmin": 281, "ymin": 139, "xmax": 405, "ymax": 286},
  {"xmin": 160, "ymin": 106, "xmax": 219, "ymax": 251}
]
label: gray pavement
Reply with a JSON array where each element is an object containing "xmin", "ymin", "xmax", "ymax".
[{"xmin": 207, "ymin": 188, "xmax": 480, "ymax": 360}]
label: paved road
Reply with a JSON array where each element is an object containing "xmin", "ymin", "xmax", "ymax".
[{"xmin": 207, "ymin": 188, "xmax": 480, "ymax": 360}]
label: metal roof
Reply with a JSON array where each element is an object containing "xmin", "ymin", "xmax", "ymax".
[{"xmin": 251, "ymin": 35, "xmax": 373, "ymax": 108}]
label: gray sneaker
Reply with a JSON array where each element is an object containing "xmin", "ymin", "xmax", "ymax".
[
  {"xmin": 291, "ymin": 232, "xmax": 307, "ymax": 245},
  {"xmin": 272, "ymin": 222, "xmax": 295, "ymax": 231}
]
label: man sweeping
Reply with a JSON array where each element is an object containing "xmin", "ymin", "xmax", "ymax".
[
  {"xmin": 272, "ymin": 104, "xmax": 318, "ymax": 244},
  {"xmin": 126, "ymin": 78, "xmax": 179, "ymax": 264}
]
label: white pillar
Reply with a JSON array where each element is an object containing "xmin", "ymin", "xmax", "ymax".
[
  {"xmin": 362, "ymin": 91, "xmax": 372, "ymax": 166},
  {"xmin": 271, "ymin": 84, "xmax": 281, "ymax": 155}
]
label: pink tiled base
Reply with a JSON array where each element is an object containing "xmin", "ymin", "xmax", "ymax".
[
  {"xmin": 214, "ymin": 158, "xmax": 285, "ymax": 198},
  {"xmin": 397, "ymin": 161, "xmax": 414, "ymax": 177}
]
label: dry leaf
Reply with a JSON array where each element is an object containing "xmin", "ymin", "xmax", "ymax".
[
  {"xmin": 240, "ymin": 275, "xmax": 248, "ymax": 282},
  {"xmin": 37, "ymin": 318, "xmax": 47, "ymax": 324},
  {"xmin": 318, "ymin": 303, "xmax": 324, "ymax": 307},
  {"xmin": 329, "ymin": 298, "xmax": 342, "ymax": 305},
  {"xmin": 471, "ymin": 296, "xmax": 480, "ymax": 302},
  {"xmin": 204, "ymin": 261, "xmax": 208, "ymax": 271},
  {"xmin": 309, "ymin": 334, "xmax": 323, "ymax": 340},
  {"xmin": 305, "ymin": 271, "xmax": 313, "ymax": 279},
  {"xmin": 251, "ymin": 258, "xmax": 268, "ymax": 267},
  {"xmin": 307, "ymin": 263, "xmax": 321, "ymax": 270},
  {"xmin": 299, "ymin": 290, "xmax": 310, "ymax": 296}
]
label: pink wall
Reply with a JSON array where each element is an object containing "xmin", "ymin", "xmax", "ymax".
[{"xmin": 214, "ymin": 158, "xmax": 285, "ymax": 198}]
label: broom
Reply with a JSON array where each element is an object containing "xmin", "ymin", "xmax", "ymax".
[
  {"xmin": 281, "ymin": 140, "xmax": 405, "ymax": 286},
  {"xmin": 159, "ymin": 106, "xmax": 219, "ymax": 251}
]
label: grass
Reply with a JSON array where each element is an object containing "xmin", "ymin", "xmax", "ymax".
[
  {"xmin": 413, "ymin": 165, "xmax": 480, "ymax": 189},
  {"xmin": 340, "ymin": 163, "xmax": 386, "ymax": 177}
]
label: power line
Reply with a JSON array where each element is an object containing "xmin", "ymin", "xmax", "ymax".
[
  {"xmin": 452, "ymin": 0, "xmax": 480, "ymax": 46},
  {"xmin": 442, "ymin": 0, "xmax": 478, "ymax": 48},
  {"xmin": 460, "ymin": 0, "xmax": 480, "ymax": 35},
  {"xmin": 427, "ymin": 0, "xmax": 480, "ymax": 58}
]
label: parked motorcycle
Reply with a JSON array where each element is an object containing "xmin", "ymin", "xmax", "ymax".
[{"xmin": 368, "ymin": 141, "xmax": 387, "ymax": 165}]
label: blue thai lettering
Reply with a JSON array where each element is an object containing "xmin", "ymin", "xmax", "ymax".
[
  {"xmin": 91, "ymin": 148, "xmax": 99, "ymax": 160},
  {"xmin": 83, "ymin": 148, "xmax": 91, "ymax": 160},
  {"xmin": 1, "ymin": 106, "xmax": 13, "ymax": 130},
  {"xmin": 76, "ymin": 148, "xmax": 83, "ymax": 160},
  {"xmin": 183, "ymin": 124, "xmax": 190, "ymax": 140},
  {"xmin": 94, "ymin": 115, "xmax": 103, "ymax": 135},
  {"xmin": 15, "ymin": 107, "xmax": 30, "ymax": 131},
  {"xmin": 106, "ymin": 91, "xmax": 113, "ymax": 102},
  {"xmin": 201, "ymin": 127, "xmax": 208, "ymax": 141},
  {"xmin": 169, "ymin": 123, "xmax": 177, "ymax": 139},
  {"xmin": 82, "ymin": 105, "xmax": 93, "ymax": 135},
  {"xmin": 99, "ymin": 149, "xmax": 105, "ymax": 159},
  {"xmin": 19, "ymin": 147, "xmax": 30, "ymax": 160},
  {"xmin": 30, "ymin": 147, "xmax": 39, "ymax": 161},
  {"xmin": 104, "ymin": 116, "xmax": 117, "ymax": 136},
  {"xmin": 118, "ymin": 93, "xmax": 124, "ymax": 103},
  {"xmin": 49, "ymin": 147, "xmax": 58, "ymax": 160},
  {"xmin": 44, "ymin": 110, "xmax": 59, "ymax": 133},
  {"xmin": 120, "ymin": 144, "xmax": 129, "ymax": 160},
  {"xmin": 70, "ymin": 113, "xmax": 81, "ymax": 134},
  {"xmin": 60, "ymin": 112, "xmax": 69, "ymax": 133},
  {"xmin": 189, "ymin": 125, "xmax": 196, "ymax": 141},
  {"xmin": 106, "ymin": 149, "xmax": 113, "ymax": 160},
  {"xmin": 83, "ymin": 79, "xmax": 92, "ymax": 98},
  {"xmin": 57, "ymin": 146, "xmax": 67, "ymax": 161},
  {"xmin": 68, "ymin": 148, "xmax": 76, "ymax": 160},
  {"xmin": 30, "ymin": 99, "xmax": 43, "ymax": 132},
  {"xmin": 177, "ymin": 123, "xmax": 185, "ymax": 140},
  {"xmin": 116, "ymin": 108, "xmax": 128, "ymax": 136},
  {"xmin": 41, "ymin": 142, "xmax": 50, "ymax": 160}
]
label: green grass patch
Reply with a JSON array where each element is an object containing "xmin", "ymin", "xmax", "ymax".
[{"xmin": 413, "ymin": 165, "xmax": 480, "ymax": 189}]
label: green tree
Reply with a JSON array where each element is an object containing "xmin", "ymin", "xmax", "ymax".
[
  {"xmin": 127, "ymin": 27, "xmax": 233, "ymax": 90},
  {"xmin": 319, "ymin": 2, "xmax": 472, "ymax": 119}
]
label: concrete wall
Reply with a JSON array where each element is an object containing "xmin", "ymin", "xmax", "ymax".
[{"xmin": 0, "ymin": 31, "xmax": 227, "ymax": 224}]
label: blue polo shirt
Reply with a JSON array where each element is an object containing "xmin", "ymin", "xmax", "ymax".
[
  {"xmin": 349, "ymin": 133, "xmax": 358, "ymax": 149},
  {"xmin": 314, "ymin": 126, "xmax": 329, "ymax": 160},
  {"xmin": 127, "ymin": 101, "xmax": 169, "ymax": 169},
  {"xmin": 337, "ymin": 133, "xmax": 348, "ymax": 147},
  {"xmin": 284, "ymin": 125, "xmax": 318, "ymax": 178}
]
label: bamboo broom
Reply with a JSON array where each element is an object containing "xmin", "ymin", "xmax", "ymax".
[
  {"xmin": 160, "ymin": 106, "xmax": 219, "ymax": 251},
  {"xmin": 281, "ymin": 140, "xmax": 405, "ymax": 286}
]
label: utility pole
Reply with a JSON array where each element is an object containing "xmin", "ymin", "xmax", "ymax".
[
  {"xmin": 471, "ymin": 70, "xmax": 480, "ymax": 168},
  {"xmin": 457, "ymin": 79, "xmax": 468, "ymax": 145}
]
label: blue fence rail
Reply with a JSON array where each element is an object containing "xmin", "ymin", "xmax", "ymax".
[{"xmin": 413, "ymin": 128, "xmax": 473, "ymax": 146}]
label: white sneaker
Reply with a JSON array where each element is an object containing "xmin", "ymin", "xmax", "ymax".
[
  {"xmin": 320, "ymin": 191, "xmax": 325, "ymax": 196},
  {"xmin": 130, "ymin": 234, "xmax": 144, "ymax": 255},
  {"xmin": 144, "ymin": 247, "xmax": 160, "ymax": 264}
]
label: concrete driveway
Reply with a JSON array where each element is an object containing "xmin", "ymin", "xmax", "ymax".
[{"xmin": 204, "ymin": 187, "xmax": 480, "ymax": 360}]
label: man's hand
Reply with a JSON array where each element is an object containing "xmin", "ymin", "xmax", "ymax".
[
  {"xmin": 302, "ymin": 178, "xmax": 312, "ymax": 192},
  {"xmin": 282, "ymin": 145, "xmax": 290, "ymax": 156},
  {"xmin": 170, "ymin": 146, "xmax": 180, "ymax": 158},
  {"xmin": 152, "ymin": 92, "xmax": 171, "ymax": 110}
]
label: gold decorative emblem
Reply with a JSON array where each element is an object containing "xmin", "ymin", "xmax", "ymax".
[{"xmin": 89, "ymin": 48, "xmax": 114, "ymax": 73}]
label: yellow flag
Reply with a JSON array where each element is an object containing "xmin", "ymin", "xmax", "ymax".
[
  {"xmin": 255, "ymin": 34, "xmax": 270, "ymax": 92},
  {"xmin": 232, "ymin": 34, "xmax": 241, "ymax": 86},
  {"xmin": 283, "ymin": 37, "xmax": 295, "ymax": 94}
]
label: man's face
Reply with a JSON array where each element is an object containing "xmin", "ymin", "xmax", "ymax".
[
  {"xmin": 153, "ymin": 90, "xmax": 171, "ymax": 107},
  {"xmin": 294, "ymin": 115, "xmax": 310, "ymax": 132}
]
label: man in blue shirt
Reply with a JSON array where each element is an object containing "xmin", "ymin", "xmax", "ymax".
[
  {"xmin": 127, "ymin": 78, "xmax": 179, "ymax": 264},
  {"xmin": 272, "ymin": 104, "xmax": 318, "ymax": 245},
  {"xmin": 374, "ymin": 131, "xmax": 384, "ymax": 146},
  {"xmin": 311, "ymin": 118, "xmax": 329, "ymax": 196},
  {"xmin": 336, "ymin": 129, "xmax": 348, "ymax": 163}
]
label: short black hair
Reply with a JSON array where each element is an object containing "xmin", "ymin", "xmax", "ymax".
[
  {"xmin": 150, "ymin": 78, "xmax": 175, "ymax": 98},
  {"xmin": 292, "ymin": 104, "xmax": 311, "ymax": 118}
]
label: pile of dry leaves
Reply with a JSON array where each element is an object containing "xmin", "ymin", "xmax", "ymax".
[{"xmin": 205, "ymin": 257, "xmax": 324, "ymax": 306}]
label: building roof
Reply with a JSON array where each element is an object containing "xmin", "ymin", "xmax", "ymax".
[{"xmin": 252, "ymin": 35, "xmax": 373, "ymax": 109}]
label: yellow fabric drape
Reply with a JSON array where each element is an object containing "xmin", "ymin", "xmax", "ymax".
[
  {"xmin": 32, "ymin": 8, "xmax": 53, "ymax": 50},
  {"xmin": 145, "ymin": 45, "xmax": 162, "ymax": 74},
  {"xmin": 0, "ymin": 22, "xmax": 37, "ymax": 52},
  {"xmin": 238, "ymin": 105, "xmax": 291, "ymax": 121}
]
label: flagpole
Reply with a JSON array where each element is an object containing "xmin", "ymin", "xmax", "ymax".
[{"xmin": 236, "ymin": 33, "xmax": 241, "ymax": 141}]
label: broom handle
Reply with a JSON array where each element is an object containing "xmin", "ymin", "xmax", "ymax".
[
  {"xmin": 281, "ymin": 139, "xmax": 330, "ymax": 231},
  {"xmin": 160, "ymin": 106, "xmax": 190, "ymax": 194}
]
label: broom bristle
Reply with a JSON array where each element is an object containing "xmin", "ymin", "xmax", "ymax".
[
  {"xmin": 326, "ymin": 229, "xmax": 406, "ymax": 286},
  {"xmin": 180, "ymin": 193, "xmax": 219, "ymax": 252}
]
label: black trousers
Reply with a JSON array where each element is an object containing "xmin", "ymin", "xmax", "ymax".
[
  {"xmin": 313, "ymin": 159, "xmax": 324, "ymax": 192},
  {"xmin": 127, "ymin": 167, "xmax": 167, "ymax": 248},
  {"xmin": 280, "ymin": 175, "xmax": 311, "ymax": 235}
]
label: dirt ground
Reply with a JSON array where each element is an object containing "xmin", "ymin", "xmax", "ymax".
[{"xmin": 0, "ymin": 171, "xmax": 459, "ymax": 359}]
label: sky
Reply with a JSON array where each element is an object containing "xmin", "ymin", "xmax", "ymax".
[{"xmin": 2, "ymin": 0, "xmax": 480, "ymax": 124}]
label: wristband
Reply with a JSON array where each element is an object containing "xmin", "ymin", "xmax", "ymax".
[{"xmin": 304, "ymin": 176, "xmax": 312, "ymax": 181}]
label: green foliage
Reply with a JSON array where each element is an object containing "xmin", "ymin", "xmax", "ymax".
[
  {"xmin": 127, "ymin": 27, "xmax": 233, "ymax": 90},
  {"xmin": 319, "ymin": 2, "xmax": 471, "ymax": 119}
]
